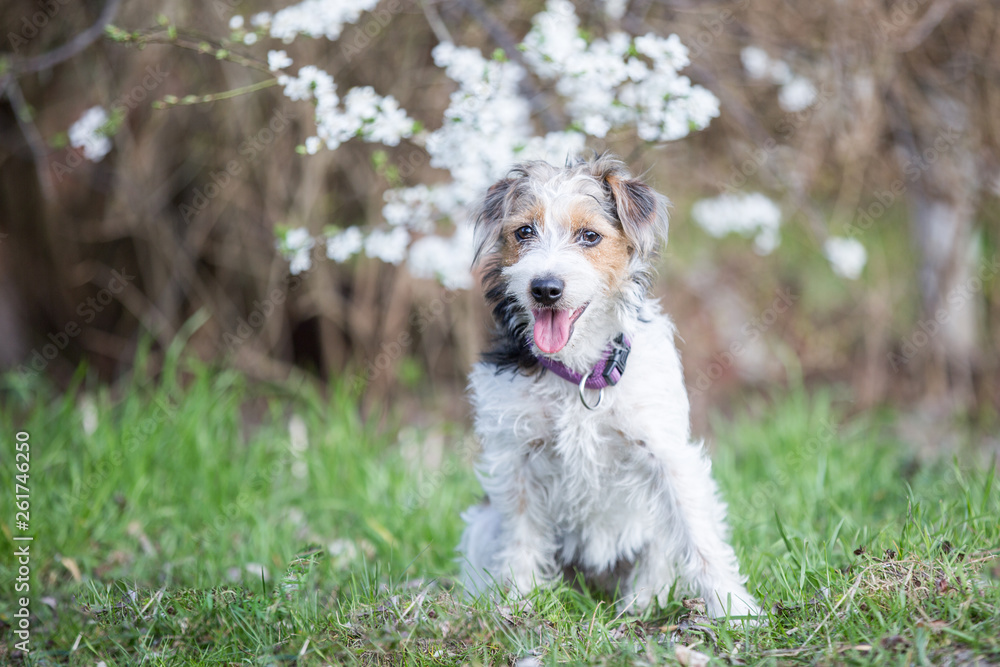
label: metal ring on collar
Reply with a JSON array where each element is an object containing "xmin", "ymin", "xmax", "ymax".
[{"xmin": 578, "ymin": 372, "xmax": 603, "ymax": 410}]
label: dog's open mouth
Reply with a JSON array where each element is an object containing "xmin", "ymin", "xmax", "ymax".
[{"xmin": 531, "ymin": 304, "xmax": 588, "ymax": 354}]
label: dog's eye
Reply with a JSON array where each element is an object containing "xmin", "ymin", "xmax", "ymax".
[
  {"xmin": 514, "ymin": 225, "xmax": 536, "ymax": 242},
  {"xmin": 578, "ymin": 230, "xmax": 602, "ymax": 246}
]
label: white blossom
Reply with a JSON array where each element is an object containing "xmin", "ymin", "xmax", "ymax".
[
  {"xmin": 243, "ymin": 32, "xmax": 258, "ymax": 45},
  {"xmin": 326, "ymin": 226, "xmax": 363, "ymax": 262},
  {"xmin": 634, "ymin": 33, "xmax": 689, "ymax": 70},
  {"xmin": 520, "ymin": 2, "xmax": 717, "ymax": 143},
  {"xmin": 289, "ymin": 252, "xmax": 312, "ymax": 275},
  {"xmin": 406, "ymin": 226, "xmax": 475, "ymax": 289},
  {"xmin": 520, "ymin": 131, "xmax": 587, "ymax": 164},
  {"xmin": 778, "ymin": 76, "xmax": 818, "ymax": 113},
  {"xmin": 364, "ymin": 227, "xmax": 410, "ymax": 265},
  {"xmin": 278, "ymin": 67, "xmax": 414, "ymax": 152},
  {"xmin": 424, "ymin": 41, "xmax": 539, "ymax": 200},
  {"xmin": 228, "ymin": 15, "xmax": 244, "ymax": 30},
  {"xmin": 343, "ymin": 86, "xmax": 380, "ymax": 120},
  {"xmin": 582, "ymin": 115, "xmax": 611, "ymax": 138},
  {"xmin": 278, "ymin": 227, "xmax": 315, "ymax": 275},
  {"xmin": 392, "ymin": 37, "xmax": 588, "ymax": 243},
  {"xmin": 303, "ymin": 136, "xmax": 322, "ymax": 154},
  {"xmin": 68, "ymin": 106, "xmax": 112, "ymax": 162},
  {"xmin": 740, "ymin": 46, "xmax": 771, "ymax": 80},
  {"xmin": 691, "ymin": 192, "xmax": 783, "ymax": 255},
  {"xmin": 753, "ymin": 225, "xmax": 781, "ymax": 255},
  {"xmin": 279, "ymin": 65, "xmax": 335, "ymax": 102},
  {"xmin": 741, "ymin": 46, "xmax": 795, "ymax": 85},
  {"xmin": 267, "ymin": 0, "xmax": 724, "ymax": 287},
  {"xmin": 681, "ymin": 86, "xmax": 722, "ymax": 130},
  {"xmin": 365, "ymin": 96, "xmax": 413, "ymax": 146},
  {"xmin": 268, "ymin": 0, "xmax": 379, "ymax": 43},
  {"xmin": 824, "ymin": 237, "xmax": 867, "ymax": 279},
  {"xmin": 624, "ymin": 57, "xmax": 648, "ymax": 82},
  {"xmin": 267, "ymin": 49, "xmax": 293, "ymax": 72},
  {"xmin": 603, "ymin": 0, "xmax": 627, "ymax": 20},
  {"xmin": 520, "ymin": 0, "xmax": 586, "ymax": 79},
  {"xmin": 382, "ymin": 185, "xmax": 438, "ymax": 233},
  {"xmin": 741, "ymin": 46, "xmax": 816, "ymax": 112}
]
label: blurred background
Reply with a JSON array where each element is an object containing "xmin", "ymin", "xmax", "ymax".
[{"xmin": 2, "ymin": 0, "xmax": 998, "ymax": 442}]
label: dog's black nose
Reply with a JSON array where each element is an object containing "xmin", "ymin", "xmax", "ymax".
[{"xmin": 530, "ymin": 276, "xmax": 564, "ymax": 306}]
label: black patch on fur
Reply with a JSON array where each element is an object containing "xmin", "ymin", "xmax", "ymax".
[
  {"xmin": 473, "ymin": 165, "xmax": 547, "ymax": 375},
  {"xmin": 480, "ymin": 258, "xmax": 539, "ymax": 374},
  {"xmin": 619, "ymin": 179, "xmax": 656, "ymax": 222}
]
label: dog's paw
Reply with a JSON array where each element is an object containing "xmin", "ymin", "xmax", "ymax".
[
  {"xmin": 707, "ymin": 591, "xmax": 765, "ymax": 628},
  {"xmin": 616, "ymin": 586, "xmax": 654, "ymax": 616}
]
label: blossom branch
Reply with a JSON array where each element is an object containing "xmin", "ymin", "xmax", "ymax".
[
  {"xmin": 452, "ymin": 0, "xmax": 563, "ymax": 132},
  {"xmin": 109, "ymin": 28, "xmax": 274, "ymax": 76},
  {"xmin": 153, "ymin": 79, "xmax": 279, "ymax": 109}
]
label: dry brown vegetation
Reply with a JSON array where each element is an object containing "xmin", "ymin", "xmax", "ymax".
[{"xmin": 1, "ymin": 0, "xmax": 998, "ymax": 426}]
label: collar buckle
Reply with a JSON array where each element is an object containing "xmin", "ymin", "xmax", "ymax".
[{"xmin": 601, "ymin": 334, "xmax": 631, "ymax": 386}]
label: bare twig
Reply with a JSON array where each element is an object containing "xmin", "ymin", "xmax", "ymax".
[
  {"xmin": 4, "ymin": 79, "xmax": 55, "ymax": 201},
  {"xmin": 117, "ymin": 29, "xmax": 273, "ymax": 76},
  {"xmin": 622, "ymin": 0, "xmax": 654, "ymax": 29},
  {"xmin": 155, "ymin": 79, "xmax": 278, "ymax": 109},
  {"xmin": 1, "ymin": 0, "xmax": 123, "ymax": 84},
  {"xmin": 897, "ymin": 0, "xmax": 964, "ymax": 52},
  {"xmin": 419, "ymin": 0, "xmax": 453, "ymax": 44}
]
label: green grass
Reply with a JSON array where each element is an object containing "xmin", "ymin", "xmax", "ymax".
[{"xmin": 1, "ymin": 356, "xmax": 998, "ymax": 665}]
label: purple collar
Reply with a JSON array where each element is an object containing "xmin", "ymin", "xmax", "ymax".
[{"xmin": 536, "ymin": 334, "xmax": 631, "ymax": 390}]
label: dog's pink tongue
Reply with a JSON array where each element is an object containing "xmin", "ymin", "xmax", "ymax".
[{"xmin": 533, "ymin": 309, "xmax": 571, "ymax": 354}]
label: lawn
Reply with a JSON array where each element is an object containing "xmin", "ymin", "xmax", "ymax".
[{"xmin": 1, "ymin": 351, "xmax": 998, "ymax": 665}]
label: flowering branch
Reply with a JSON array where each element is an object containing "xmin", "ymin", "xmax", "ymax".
[
  {"xmin": 152, "ymin": 79, "xmax": 279, "ymax": 109},
  {"xmin": 56, "ymin": 0, "xmax": 740, "ymax": 288},
  {"xmin": 105, "ymin": 25, "xmax": 273, "ymax": 76}
]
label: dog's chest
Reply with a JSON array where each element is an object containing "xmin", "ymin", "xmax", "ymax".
[
  {"xmin": 550, "ymin": 407, "xmax": 654, "ymax": 493},
  {"xmin": 529, "ymin": 404, "xmax": 661, "ymax": 569},
  {"xmin": 500, "ymin": 383, "xmax": 658, "ymax": 510},
  {"xmin": 470, "ymin": 360, "xmax": 673, "ymax": 570},
  {"xmin": 471, "ymin": 366, "xmax": 657, "ymax": 482}
]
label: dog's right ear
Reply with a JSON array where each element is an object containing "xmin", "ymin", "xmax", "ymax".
[
  {"xmin": 473, "ymin": 177, "xmax": 517, "ymax": 267},
  {"xmin": 591, "ymin": 155, "xmax": 669, "ymax": 259}
]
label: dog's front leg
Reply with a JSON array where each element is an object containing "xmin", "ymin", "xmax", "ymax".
[
  {"xmin": 489, "ymin": 468, "xmax": 557, "ymax": 597},
  {"xmin": 636, "ymin": 440, "xmax": 760, "ymax": 621},
  {"xmin": 460, "ymin": 441, "xmax": 557, "ymax": 599}
]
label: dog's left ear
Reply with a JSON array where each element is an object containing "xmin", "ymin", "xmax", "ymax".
[
  {"xmin": 597, "ymin": 160, "xmax": 669, "ymax": 258},
  {"xmin": 473, "ymin": 177, "xmax": 518, "ymax": 267}
]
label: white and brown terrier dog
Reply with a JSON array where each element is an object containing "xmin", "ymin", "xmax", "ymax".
[{"xmin": 457, "ymin": 154, "xmax": 759, "ymax": 621}]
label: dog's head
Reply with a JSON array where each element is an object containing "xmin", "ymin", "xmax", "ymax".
[{"xmin": 474, "ymin": 154, "xmax": 669, "ymax": 365}]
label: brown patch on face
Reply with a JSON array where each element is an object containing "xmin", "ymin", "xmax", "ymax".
[
  {"xmin": 562, "ymin": 201, "xmax": 631, "ymax": 288},
  {"xmin": 499, "ymin": 203, "xmax": 545, "ymax": 267}
]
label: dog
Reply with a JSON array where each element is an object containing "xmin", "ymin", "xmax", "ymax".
[{"xmin": 456, "ymin": 154, "xmax": 759, "ymax": 621}]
